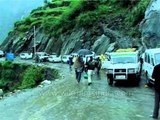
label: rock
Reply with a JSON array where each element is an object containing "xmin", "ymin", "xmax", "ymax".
[
  {"xmin": 0, "ymin": 89, "xmax": 3, "ymax": 96},
  {"xmin": 41, "ymin": 80, "xmax": 51, "ymax": 85},
  {"xmin": 55, "ymin": 79, "xmax": 59, "ymax": 81},
  {"xmin": 61, "ymin": 75, "xmax": 65, "ymax": 79},
  {"xmin": 140, "ymin": 0, "xmax": 160, "ymax": 48},
  {"xmin": 5, "ymin": 92, "xmax": 13, "ymax": 97},
  {"xmin": 38, "ymin": 85, "xmax": 43, "ymax": 88},
  {"xmin": 106, "ymin": 42, "xmax": 116, "ymax": 52},
  {"xmin": 13, "ymin": 90, "xmax": 21, "ymax": 93},
  {"xmin": 92, "ymin": 34, "xmax": 110, "ymax": 54},
  {"xmin": 117, "ymin": 36, "xmax": 133, "ymax": 48}
]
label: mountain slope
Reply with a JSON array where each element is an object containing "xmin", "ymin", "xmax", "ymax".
[{"xmin": 0, "ymin": 0, "xmax": 150, "ymax": 54}]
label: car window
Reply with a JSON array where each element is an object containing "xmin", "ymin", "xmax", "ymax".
[
  {"xmin": 144, "ymin": 53, "xmax": 148, "ymax": 62},
  {"xmin": 151, "ymin": 58, "xmax": 155, "ymax": 66},
  {"xmin": 112, "ymin": 56, "xmax": 136, "ymax": 64},
  {"xmin": 155, "ymin": 53, "xmax": 160, "ymax": 65},
  {"xmin": 148, "ymin": 54, "xmax": 150, "ymax": 64}
]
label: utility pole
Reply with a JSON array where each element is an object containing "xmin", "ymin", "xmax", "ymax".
[{"xmin": 34, "ymin": 26, "xmax": 36, "ymax": 56}]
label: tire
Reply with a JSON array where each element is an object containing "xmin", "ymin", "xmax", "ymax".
[
  {"xmin": 107, "ymin": 77, "xmax": 113, "ymax": 86},
  {"xmin": 135, "ymin": 75, "xmax": 140, "ymax": 85}
]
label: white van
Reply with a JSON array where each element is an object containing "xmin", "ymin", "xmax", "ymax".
[
  {"xmin": 105, "ymin": 48, "xmax": 141, "ymax": 85},
  {"xmin": 143, "ymin": 48, "xmax": 160, "ymax": 84},
  {"xmin": 61, "ymin": 55, "xmax": 71, "ymax": 63},
  {"xmin": 48, "ymin": 54, "xmax": 61, "ymax": 63},
  {"xmin": 36, "ymin": 52, "xmax": 49, "ymax": 62},
  {"xmin": 20, "ymin": 53, "xmax": 33, "ymax": 59}
]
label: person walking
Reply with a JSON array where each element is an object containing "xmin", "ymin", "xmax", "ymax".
[
  {"xmin": 73, "ymin": 56, "xmax": 84, "ymax": 83},
  {"xmin": 68, "ymin": 56, "xmax": 73, "ymax": 71},
  {"xmin": 95, "ymin": 57, "xmax": 102, "ymax": 78},
  {"xmin": 151, "ymin": 63, "xmax": 160, "ymax": 119},
  {"xmin": 85, "ymin": 56, "xmax": 96, "ymax": 86}
]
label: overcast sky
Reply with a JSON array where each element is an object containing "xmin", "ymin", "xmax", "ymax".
[{"xmin": 0, "ymin": 0, "xmax": 45, "ymax": 44}]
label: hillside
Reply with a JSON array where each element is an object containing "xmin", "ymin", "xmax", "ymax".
[{"xmin": 0, "ymin": 0, "xmax": 150, "ymax": 54}]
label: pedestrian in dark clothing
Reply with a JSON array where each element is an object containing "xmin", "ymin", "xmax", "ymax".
[
  {"xmin": 35, "ymin": 54, "xmax": 39, "ymax": 63},
  {"xmin": 139, "ymin": 57, "xmax": 143, "ymax": 76},
  {"xmin": 73, "ymin": 56, "xmax": 84, "ymax": 83},
  {"xmin": 68, "ymin": 56, "xmax": 73, "ymax": 71},
  {"xmin": 152, "ymin": 63, "xmax": 160, "ymax": 119},
  {"xmin": 95, "ymin": 57, "xmax": 102, "ymax": 78},
  {"xmin": 85, "ymin": 56, "xmax": 96, "ymax": 86}
]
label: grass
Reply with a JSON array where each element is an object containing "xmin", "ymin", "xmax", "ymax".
[
  {"xmin": 124, "ymin": 0, "xmax": 150, "ymax": 26},
  {"xmin": 0, "ymin": 61, "xmax": 59, "ymax": 92},
  {"xmin": 12, "ymin": 0, "xmax": 150, "ymax": 38},
  {"xmin": 20, "ymin": 67, "xmax": 44, "ymax": 89}
]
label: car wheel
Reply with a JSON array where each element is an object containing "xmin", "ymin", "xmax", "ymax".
[
  {"xmin": 135, "ymin": 75, "xmax": 140, "ymax": 85},
  {"xmin": 107, "ymin": 77, "xmax": 113, "ymax": 86}
]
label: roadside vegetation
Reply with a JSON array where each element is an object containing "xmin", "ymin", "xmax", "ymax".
[
  {"xmin": 12, "ymin": 0, "xmax": 150, "ymax": 38},
  {"xmin": 0, "ymin": 61, "xmax": 59, "ymax": 93}
]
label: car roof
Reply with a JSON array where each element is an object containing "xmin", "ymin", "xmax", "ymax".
[
  {"xmin": 20, "ymin": 52, "xmax": 28, "ymax": 54},
  {"xmin": 145, "ymin": 48, "xmax": 160, "ymax": 54},
  {"xmin": 36, "ymin": 52, "xmax": 45, "ymax": 53}
]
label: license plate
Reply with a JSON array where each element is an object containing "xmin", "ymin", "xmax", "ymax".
[{"xmin": 115, "ymin": 75, "xmax": 126, "ymax": 79}]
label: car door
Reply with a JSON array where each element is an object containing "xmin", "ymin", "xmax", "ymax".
[
  {"xmin": 143, "ymin": 53, "xmax": 148, "ymax": 73},
  {"xmin": 143, "ymin": 53, "xmax": 152, "ymax": 75},
  {"xmin": 149, "ymin": 57, "xmax": 155, "ymax": 81},
  {"xmin": 147, "ymin": 54, "xmax": 154, "ymax": 79}
]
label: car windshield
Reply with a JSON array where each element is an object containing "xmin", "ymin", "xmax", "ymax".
[
  {"xmin": 21, "ymin": 54, "xmax": 25, "ymax": 56},
  {"xmin": 112, "ymin": 56, "xmax": 136, "ymax": 64},
  {"xmin": 155, "ymin": 53, "xmax": 160, "ymax": 65}
]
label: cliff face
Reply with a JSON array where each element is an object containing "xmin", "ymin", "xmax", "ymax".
[
  {"xmin": 0, "ymin": 0, "xmax": 150, "ymax": 55},
  {"xmin": 140, "ymin": 0, "xmax": 160, "ymax": 48}
]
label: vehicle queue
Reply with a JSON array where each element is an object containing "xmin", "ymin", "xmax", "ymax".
[{"xmin": 1, "ymin": 47, "xmax": 160, "ymax": 86}]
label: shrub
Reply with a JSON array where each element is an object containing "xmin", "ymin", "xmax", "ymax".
[
  {"xmin": 31, "ymin": 10, "xmax": 45, "ymax": 17},
  {"xmin": 14, "ymin": 20, "xmax": 25, "ymax": 28},
  {"xmin": 20, "ymin": 67, "xmax": 44, "ymax": 89},
  {"xmin": 16, "ymin": 25, "xmax": 30, "ymax": 32},
  {"xmin": 0, "ymin": 62, "xmax": 59, "ymax": 92},
  {"xmin": 76, "ymin": 11, "xmax": 98, "ymax": 27},
  {"xmin": 116, "ymin": 0, "xmax": 139, "ymax": 7},
  {"xmin": 124, "ymin": 0, "xmax": 150, "ymax": 26},
  {"xmin": 31, "ymin": 20, "xmax": 42, "ymax": 27},
  {"xmin": 31, "ymin": 6, "xmax": 44, "ymax": 14}
]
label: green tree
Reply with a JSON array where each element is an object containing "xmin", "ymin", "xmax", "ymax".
[{"xmin": 44, "ymin": 0, "xmax": 48, "ymax": 4}]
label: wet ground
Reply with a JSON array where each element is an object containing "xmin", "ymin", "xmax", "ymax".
[{"xmin": 0, "ymin": 59, "xmax": 157, "ymax": 120}]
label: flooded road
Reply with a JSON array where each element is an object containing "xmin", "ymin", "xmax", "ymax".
[{"xmin": 0, "ymin": 62, "xmax": 156, "ymax": 120}]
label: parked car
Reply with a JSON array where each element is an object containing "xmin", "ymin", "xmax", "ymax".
[
  {"xmin": 71, "ymin": 53, "xmax": 78, "ymax": 57},
  {"xmin": 36, "ymin": 52, "xmax": 49, "ymax": 62},
  {"xmin": 143, "ymin": 48, "xmax": 160, "ymax": 84},
  {"xmin": 61, "ymin": 55, "xmax": 71, "ymax": 63},
  {"xmin": 0, "ymin": 50, "xmax": 4, "ymax": 57},
  {"xmin": 20, "ymin": 53, "xmax": 33, "ymax": 59},
  {"xmin": 48, "ymin": 54, "xmax": 61, "ymax": 63}
]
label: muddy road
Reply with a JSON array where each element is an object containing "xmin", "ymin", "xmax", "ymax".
[{"xmin": 0, "ymin": 59, "xmax": 156, "ymax": 120}]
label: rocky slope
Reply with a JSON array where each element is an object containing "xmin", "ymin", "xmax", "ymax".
[
  {"xmin": 140, "ymin": 0, "xmax": 160, "ymax": 48},
  {"xmin": 0, "ymin": 0, "xmax": 152, "ymax": 55}
]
